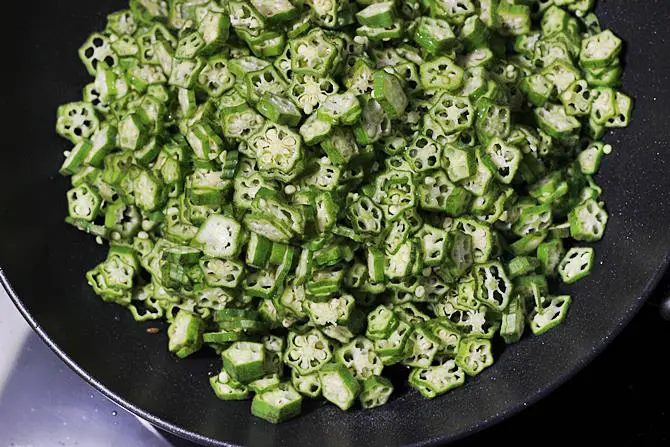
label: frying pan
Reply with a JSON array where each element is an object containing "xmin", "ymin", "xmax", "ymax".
[{"xmin": 2, "ymin": 1, "xmax": 670, "ymax": 445}]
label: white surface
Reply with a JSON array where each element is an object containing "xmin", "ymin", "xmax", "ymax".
[
  {"xmin": 0, "ymin": 286, "xmax": 31, "ymax": 387},
  {"xmin": 0, "ymin": 287, "xmax": 175, "ymax": 447}
]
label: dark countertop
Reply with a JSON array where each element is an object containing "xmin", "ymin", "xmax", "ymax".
[{"xmin": 2, "ymin": 278, "xmax": 669, "ymax": 447}]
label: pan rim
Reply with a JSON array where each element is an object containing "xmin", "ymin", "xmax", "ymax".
[{"xmin": 3, "ymin": 248, "xmax": 669, "ymax": 447}]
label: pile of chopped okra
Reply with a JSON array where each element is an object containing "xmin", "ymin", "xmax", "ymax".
[{"xmin": 56, "ymin": 0, "xmax": 631, "ymax": 424}]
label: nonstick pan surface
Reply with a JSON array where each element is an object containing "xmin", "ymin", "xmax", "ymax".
[{"xmin": 2, "ymin": 1, "xmax": 670, "ymax": 445}]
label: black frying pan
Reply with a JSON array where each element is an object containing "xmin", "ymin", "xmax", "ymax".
[{"xmin": 2, "ymin": 1, "xmax": 670, "ymax": 445}]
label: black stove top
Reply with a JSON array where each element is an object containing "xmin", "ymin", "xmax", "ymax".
[{"xmin": 2, "ymin": 277, "xmax": 669, "ymax": 447}]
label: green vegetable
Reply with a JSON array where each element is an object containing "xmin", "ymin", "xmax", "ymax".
[
  {"xmin": 57, "ymin": 0, "xmax": 631, "ymax": 422},
  {"xmin": 319, "ymin": 363, "xmax": 361, "ymax": 411},
  {"xmin": 409, "ymin": 356, "xmax": 466, "ymax": 398},
  {"xmin": 222, "ymin": 341, "xmax": 267, "ymax": 383},
  {"xmin": 251, "ymin": 382, "xmax": 302, "ymax": 423}
]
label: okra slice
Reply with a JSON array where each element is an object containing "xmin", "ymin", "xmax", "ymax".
[
  {"xmin": 420, "ymin": 56, "xmax": 464, "ymax": 91},
  {"xmin": 412, "ymin": 17, "xmax": 456, "ymax": 54},
  {"xmin": 79, "ymin": 32, "xmax": 118, "ymax": 76},
  {"xmin": 344, "ymin": 57, "xmax": 375, "ymax": 96},
  {"xmin": 460, "ymin": 15, "xmax": 489, "ymax": 50},
  {"xmin": 204, "ymin": 330, "xmax": 246, "ymax": 344},
  {"xmin": 229, "ymin": 0, "xmax": 266, "ymax": 37},
  {"xmin": 248, "ymin": 122, "xmax": 304, "ymax": 179},
  {"xmin": 229, "ymin": 55, "xmax": 270, "ymax": 78},
  {"xmin": 500, "ymin": 295, "xmax": 526, "ymax": 344},
  {"xmin": 584, "ymin": 62, "xmax": 622, "ymax": 88},
  {"xmin": 105, "ymin": 200, "xmax": 142, "ymax": 239},
  {"xmin": 560, "ymin": 80, "xmax": 593, "ymax": 116},
  {"xmin": 291, "ymin": 369, "xmax": 322, "ymax": 398},
  {"xmin": 374, "ymin": 320, "xmax": 412, "ymax": 361},
  {"xmin": 321, "ymin": 127, "xmax": 359, "ymax": 166},
  {"xmin": 559, "ymin": 247, "xmax": 594, "ymax": 284},
  {"xmin": 107, "ymin": 9, "xmax": 137, "ymax": 35},
  {"xmin": 304, "ymin": 293, "xmax": 356, "ymax": 326},
  {"xmin": 496, "ymin": 1, "xmax": 531, "ymax": 36},
  {"xmin": 198, "ymin": 56, "xmax": 235, "ymax": 97},
  {"xmin": 248, "ymin": 32, "xmax": 287, "ymax": 59},
  {"xmin": 542, "ymin": 60, "xmax": 581, "ymax": 94},
  {"xmin": 245, "ymin": 66, "xmax": 288, "ymax": 104},
  {"xmin": 289, "ymin": 74, "xmax": 340, "ymax": 115},
  {"xmin": 507, "ymin": 256, "xmax": 540, "ymax": 279},
  {"xmin": 319, "ymin": 363, "xmax": 361, "ymax": 411},
  {"xmin": 314, "ymin": 191, "xmax": 339, "ymax": 233},
  {"xmin": 590, "ymin": 87, "xmax": 617, "ymax": 125},
  {"xmin": 520, "ymin": 73, "xmax": 553, "ymax": 107},
  {"xmin": 366, "ymin": 305, "xmax": 399, "ymax": 340},
  {"xmin": 60, "ymin": 140, "xmax": 93, "ymax": 176},
  {"xmin": 534, "ymin": 103, "xmax": 581, "ymax": 140},
  {"xmin": 577, "ymin": 142, "xmax": 606, "ymax": 175},
  {"xmin": 402, "ymin": 324, "xmax": 440, "ymax": 368},
  {"xmin": 284, "ymin": 329, "xmax": 333, "ymax": 375},
  {"xmin": 459, "ymin": 48, "xmax": 495, "ymax": 69},
  {"xmin": 251, "ymin": 382, "xmax": 302, "ymax": 424},
  {"xmin": 200, "ymin": 257, "xmax": 245, "ymax": 288},
  {"xmin": 248, "ymin": 0, "xmax": 297, "ymax": 23},
  {"xmin": 249, "ymin": 373, "xmax": 283, "ymax": 394},
  {"xmin": 409, "ymin": 357, "xmax": 465, "ymax": 398},
  {"xmin": 222, "ymin": 341, "xmax": 267, "ymax": 383},
  {"xmin": 427, "ymin": 320, "xmax": 461, "ymax": 356},
  {"xmin": 347, "ymin": 195, "xmax": 384, "ymax": 235},
  {"xmin": 244, "ymin": 212, "xmax": 293, "ymax": 243},
  {"xmin": 475, "ymin": 97, "xmax": 510, "ymax": 143},
  {"xmin": 405, "ymin": 135, "xmax": 441, "ymax": 173},
  {"xmin": 373, "ymin": 70, "xmax": 408, "ymax": 118},
  {"xmin": 256, "ymin": 93, "xmax": 302, "ymax": 126},
  {"xmin": 210, "ymin": 370, "xmax": 250, "ymax": 401},
  {"xmin": 300, "ymin": 114, "xmax": 334, "ymax": 145},
  {"xmin": 356, "ymin": 23, "xmax": 404, "ymax": 41},
  {"xmin": 442, "ymin": 143, "xmax": 476, "ymax": 182},
  {"xmin": 417, "ymin": 225, "xmax": 448, "ymax": 267},
  {"xmin": 454, "ymin": 217, "xmax": 492, "ymax": 263},
  {"xmin": 169, "ymin": 57, "xmax": 206, "ymax": 89},
  {"xmin": 605, "ymin": 91, "xmax": 632, "ymax": 128},
  {"xmin": 175, "ymin": 32, "xmax": 206, "ymax": 60},
  {"xmin": 335, "ymin": 336, "xmax": 384, "ymax": 380},
  {"xmin": 568, "ymin": 198, "xmax": 608, "ymax": 241},
  {"xmin": 317, "ymin": 92, "xmax": 362, "ymax": 125},
  {"xmin": 537, "ymin": 238, "xmax": 565, "ymax": 277},
  {"xmin": 168, "ymin": 309, "xmax": 204, "ymax": 358},
  {"xmin": 580, "ymin": 29, "xmax": 622, "ymax": 69},
  {"xmin": 354, "ymin": 98, "xmax": 391, "ymax": 145},
  {"xmin": 512, "ymin": 203, "xmax": 553, "ymax": 237},
  {"xmin": 356, "ymin": 2, "xmax": 395, "ymax": 28},
  {"xmin": 455, "ymin": 336, "xmax": 493, "ymax": 376},
  {"xmin": 56, "ymin": 102, "xmax": 100, "ymax": 144},
  {"xmin": 509, "ymin": 230, "xmax": 548, "ymax": 256},
  {"xmin": 473, "ymin": 261, "xmax": 512, "ymax": 311},
  {"xmin": 198, "ymin": 11, "xmax": 230, "ymax": 53},
  {"xmin": 529, "ymin": 295, "xmax": 571, "ymax": 335},
  {"xmin": 245, "ymin": 232, "xmax": 272, "ymax": 268},
  {"xmin": 418, "ymin": 170, "xmax": 471, "ymax": 216},
  {"xmin": 430, "ymin": 93, "xmax": 473, "ymax": 135},
  {"xmin": 193, "ymin": 214, "xmax": 243, "ymax": 259},
  {"xmin": 359, "ymin": 376, "xmax": 394, "ymax": 409},
  {"xmin": 222, "ymin": 106, "xmax": 265, "ymax": 141},
  {"xmin": 290, "ymin": 31, "xmax": 338, "ymax": 77},
  {"xmin": 480, "ymin": 139, "xmax": 522, "ymax": 184},
  {"xmin": 67, "ymin": 183, "xmax": 102, "ymax": 222}
]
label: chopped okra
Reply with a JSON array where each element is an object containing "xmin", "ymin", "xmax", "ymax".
[{"xmin": 58, "ymin": 0, "xmax": 631, "ymax": 422}]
